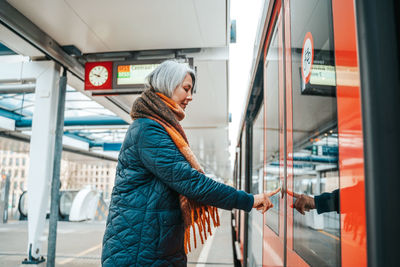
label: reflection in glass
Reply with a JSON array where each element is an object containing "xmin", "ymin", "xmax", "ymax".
[
  {"xmin": 291, "ymin": 0, "xmax": 340, "ymax": 266},
  {"xmin": 264, "ymin": 23, "xmax": 280, "ymax": 235}
]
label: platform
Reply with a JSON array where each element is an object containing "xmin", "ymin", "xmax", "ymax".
[{"xmin": 0, "ymin": 210, "xmax": 234, "ymax": 266}]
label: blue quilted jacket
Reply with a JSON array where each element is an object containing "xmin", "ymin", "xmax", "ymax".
[{"xmin": 101, "ymin": 118, "xmax": 254, "ymax": 266}]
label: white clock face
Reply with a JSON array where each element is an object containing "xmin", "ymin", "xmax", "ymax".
[{"xmin": 89, "ymin": 66, "xmax": 109, "ymax": 86}]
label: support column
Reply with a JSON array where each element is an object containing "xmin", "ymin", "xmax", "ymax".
[
  {"xmin": 25, "ymin": 61, "xmax": 61, "ymax": 262},
  {"xmin": 47, "ymin": 68, "xmax": 67, "ymax": 267}
]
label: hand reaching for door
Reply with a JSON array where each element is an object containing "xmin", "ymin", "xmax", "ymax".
[{"xmin": 252, "ymin": 187, "xmax": 281, "ymax": 213}]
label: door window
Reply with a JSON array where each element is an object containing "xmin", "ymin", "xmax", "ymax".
[
  {"xmin": 248, "ymin": 106, "xmax": 265, "ymax": 266},
  {"xmin": 264, "ymin": 18, "xmax": 281, "ymax": 235},
  {"xmin": 290, "ymin": 0, "xmax": 341, "ymax": 266}
]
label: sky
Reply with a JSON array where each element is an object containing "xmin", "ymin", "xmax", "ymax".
[{"xmin": 228, "ymin": 0, "xmax": 264, "ymax": 164}]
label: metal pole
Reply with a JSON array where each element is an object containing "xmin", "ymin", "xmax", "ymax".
[
  {"xmin": 0, "ymin": 83, "xmax": 36, "ymax": 94},
  {"xmin": 47, "ymin": 68, "xmax": 67, "ymax": 267}
]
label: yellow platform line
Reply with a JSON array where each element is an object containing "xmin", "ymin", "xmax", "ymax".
[
  {"xmin": 58, "ymin": 243, "xmax": 102, "ymax": 265},
  {"xmin": 318, "ymin": 229, "xmax": 340, "ymax": 241}
]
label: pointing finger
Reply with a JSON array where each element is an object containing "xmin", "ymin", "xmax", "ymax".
[
  {"xmin": 267, "ymin": 187, "xmax": 281, "ymax": 197},
  {"xmin": 287, "ymin": 190, "xmax": 301, "ymax": 199}
]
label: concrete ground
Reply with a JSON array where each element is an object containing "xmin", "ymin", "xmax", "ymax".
[{"xmin": 0, "ymin": 210, "xmax": 234, "ymax": 267}]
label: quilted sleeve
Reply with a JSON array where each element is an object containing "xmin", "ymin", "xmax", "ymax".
[
  {"xmin": 314, "ymin": 189, "xmax": 339, "ymax": 214},
  {"xmin": 136, "ymin": 120, "xmax": 254, "ymax": 212}
]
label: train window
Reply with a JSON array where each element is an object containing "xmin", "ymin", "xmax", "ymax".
[
  {"xmin": 252, "ymin": 106, "xmax": 264, "ymax": 195},
  {"xmin": 290, "ymin": 0, "xmax": 340, "ymax": 266},
  {"xmin": 241, "ymin": 132, "xmax": 246, "ymax": 191},
  {"xmin": 247, "ymin": 105, "xmax": 264, "ymax": 266},
  {"xmin": 264, "ymin": 23, "xmax": 280, "ymax": 235},
  {"xmin": 239, "ymin": 131, "xmax": 246, "ymax": 245}
]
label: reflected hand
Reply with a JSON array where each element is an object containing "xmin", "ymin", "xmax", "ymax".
[
  {"xmin": 287, "ymin": 190, "xmax": 316, "ymax": 215},
  {"xmin": 253, "ymin": 187, "xmax": 281, "ymax": 214}
]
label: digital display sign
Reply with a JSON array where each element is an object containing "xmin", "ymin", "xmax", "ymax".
[
  {"xmin": 309, "ymin": 64, "xmax": 336, "ymax": 86},
  {"xmin": 116, "ymin": 64, "xmax": 159, "ymax": 86},
  {"xmin": 112, "ymin": 58, "xmax": 194, "ymax": 92},
  {"xmin": 300, "ymin": 64, "xmax": 336, "ymax": 97}
]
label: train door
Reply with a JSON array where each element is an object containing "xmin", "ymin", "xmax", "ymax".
[
  {"xmin": 284, "ymin": 0, "xmax": 366, "ymax": 266},
  {"xmin": 260, "ymin": 0, "xmax": 367, "ymax": 266},
  {"xmin": 262, "ymin": 1, "xmax": 285, "ymax": 266}
]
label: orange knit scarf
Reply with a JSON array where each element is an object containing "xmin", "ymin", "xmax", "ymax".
[{"xmin": 130, "ymin": 88, "xmax": 220, "ymax": 254}]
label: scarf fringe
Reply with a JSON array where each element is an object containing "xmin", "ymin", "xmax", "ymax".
[{"xmin": 183, "ymin": 204, "xmax": 221, "ymax": 253}]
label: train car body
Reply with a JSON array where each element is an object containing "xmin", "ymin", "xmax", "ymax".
[{"xmin": 231, "ymin": 0, "xmax": 400, "ymax": 266}]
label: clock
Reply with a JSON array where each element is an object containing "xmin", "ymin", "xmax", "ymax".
[
  {"xmin": 84, "ymin": 61, "xmax": 113, "ymax": 90},
  {"xmin": 89, "ymin": 65, "xmax": 108, "ymax": 86}
]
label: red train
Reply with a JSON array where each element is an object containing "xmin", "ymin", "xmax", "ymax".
[{"xmin": 231, "ymin": 0, "xmax": 399, "ymax": 266}]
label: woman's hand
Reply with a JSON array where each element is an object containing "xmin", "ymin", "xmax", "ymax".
[{"xmin": 252, "ymin": 187, "xmax": 281, "ymax": 213}]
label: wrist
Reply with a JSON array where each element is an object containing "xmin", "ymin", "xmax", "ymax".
[
  {"xmin": 252, "ymin": 194, "xmax": 261, "ymax": 208},
  {"xmin": 310, "ymin": 197, "xmax": 316, "ymax": 209}
]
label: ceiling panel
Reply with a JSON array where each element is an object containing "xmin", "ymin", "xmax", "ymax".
[
  {"xmin": 7, "ymin": 0, "xmax": 109, "ymax": 53},
  {"xmin": 8, "ymin": 0, "xmax": 227, "ymax": 53}
]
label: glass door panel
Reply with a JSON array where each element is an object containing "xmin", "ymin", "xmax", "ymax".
[
  {"xmin": 285, "ymin": 0, "xmax": 367, "ymax": 266},
  {"xmin": 248, "ymin": 106, "xmax": 265, "ymax": 267},
  {"xmin": 288, "ymin": 0, "xmax": 340, "ymax": 266},
  {"xmin": 262, "ymin": 11, "xmax": 285, "ymax": 267}
]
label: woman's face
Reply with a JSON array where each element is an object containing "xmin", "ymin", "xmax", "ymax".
[{"xmin": 171, "ymin": 73, "xmax": 193, "ymax": 110}]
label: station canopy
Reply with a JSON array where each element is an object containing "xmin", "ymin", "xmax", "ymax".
[{"xmin": 0, "ymin": 0, "xmax": 231, "ymax": 179}]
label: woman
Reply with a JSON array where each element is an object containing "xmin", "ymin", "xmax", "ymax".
[{"xmin": 101, "ymin": 60, "xmax": 279, "ymax": 266}]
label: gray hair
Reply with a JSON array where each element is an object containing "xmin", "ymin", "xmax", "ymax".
[{"xmin": 145, "ymin": 60, "xmax": 196, "ymax": 97}]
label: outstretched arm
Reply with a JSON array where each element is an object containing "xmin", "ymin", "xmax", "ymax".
[
  {"xmin": 287, "ymin": 189, "xmax": 339, "ymax": 214},
  {"xmin": 136, "ymin": 121, "xmax": 253, "ymax": 211}
]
